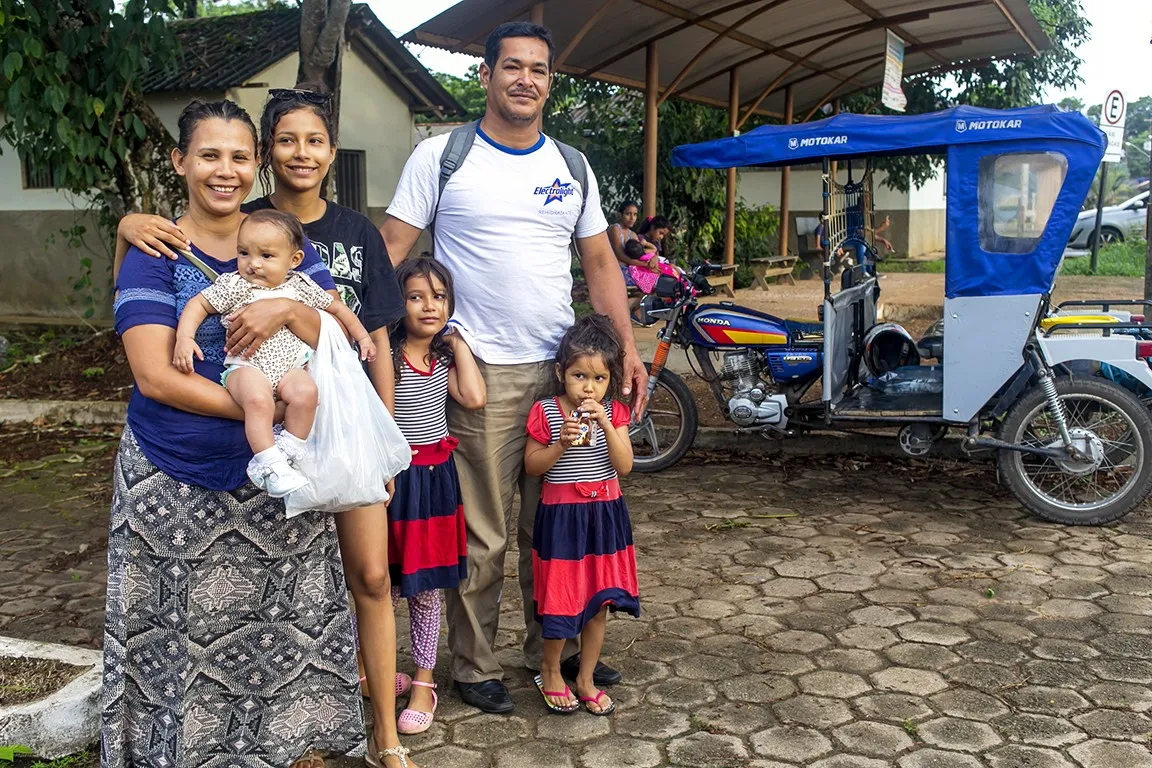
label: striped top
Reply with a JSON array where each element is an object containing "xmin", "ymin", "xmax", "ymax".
[
  {"xmin": 527, "ymin": 397, "xmax": 631, "ymax": 485},
  {"xmin": 394, "ymin": 354, "xmax": 451, "ymax": 446}
]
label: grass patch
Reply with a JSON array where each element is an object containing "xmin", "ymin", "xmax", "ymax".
[
  {"xmin": 1060, "ymin": 238, "xmax": 1148, "ymax": 277},
  {"xmin": 879, "ymin": 258, "xmax": 946, "ymax": 274}
]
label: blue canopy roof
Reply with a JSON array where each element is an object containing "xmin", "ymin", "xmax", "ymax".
[
  {"xmin": 671, "ymin": 105, "xmax": 1105, "ymax": 169},
  {"xmin": 672, "ymin": 105, "xmax": 1107, "ymax": 301}
]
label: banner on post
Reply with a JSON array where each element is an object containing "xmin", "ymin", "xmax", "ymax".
[{"xmin": 882, "ymin": 30, "xmax": 907, "ymax": 112}]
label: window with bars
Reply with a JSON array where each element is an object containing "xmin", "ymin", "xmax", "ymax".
[
  {"xmin": 335, "ymin": 149, "xmax": 367, "ymax": 214},
  {"xmin": 22, "ymin": 157, "xmax": 56, "ymax": 189}
]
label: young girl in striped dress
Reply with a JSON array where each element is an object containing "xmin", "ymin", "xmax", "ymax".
[
  {"xmin": 524, "ymin": 314, "xmax": 641, "ymax": 717},
  {"xmin": 387, "ymin": 258, "xmax": 485, "ymax": 734}
]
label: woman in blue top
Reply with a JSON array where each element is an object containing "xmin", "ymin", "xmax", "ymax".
[
  {"xmin": 116, "ymin": 85, "xmax": 417, "ymax": 768},
  {"xmin": 106, "ymin": 99, "xmax": 363, "ymax": 768}
]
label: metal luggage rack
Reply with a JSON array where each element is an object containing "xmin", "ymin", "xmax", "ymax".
[
  {"xmin": 1055, "ymin": 299, "xmax": 1152, "ymax": 312},
  {"xmin": 1041, "ymin": 322, "xmax": 1152, "ymax": 338}
]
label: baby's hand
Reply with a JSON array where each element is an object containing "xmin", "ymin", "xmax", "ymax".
[
  {"xmin": 357, "ymin": 335, "xmax": 377, "ymax": 362},
  {"xmin": 173, "ymin": 337, "xmax": 203, "ymax": 373}
]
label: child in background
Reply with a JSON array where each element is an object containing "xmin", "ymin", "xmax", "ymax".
[
  {"xmin": 173, "ymin": 208, "xmax": 376, "ymax": 497},
  {"xmin": 386, "ymin": 258, "xmax": 485, "ymax": 734},
  {"xmin": 524, "ymin": 314, "xmax": 640, "ymax": 717}
]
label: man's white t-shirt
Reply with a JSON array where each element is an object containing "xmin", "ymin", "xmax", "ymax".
[{"xmin": 387, "ymin": 127, "xmax": 608, "ymax": 365}]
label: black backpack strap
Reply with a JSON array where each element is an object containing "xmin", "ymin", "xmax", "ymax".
[
  {"xmin": 432, "ymin": 120, "xmax": 480, "ymax": 240},
  {"xmin": 432, "ymin": 125, "xmax": 592, "ymax": 253}
]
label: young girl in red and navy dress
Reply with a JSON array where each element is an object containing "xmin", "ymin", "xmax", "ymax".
[
  {"xmin": 388, "ymin": 258, "xmax": 485, "ymax": 734},
  {"xmin": 524, "ymin": 314, "xmax": 641, "ymax": 717}
]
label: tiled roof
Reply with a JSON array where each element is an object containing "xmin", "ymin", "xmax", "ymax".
[
  {"xmin": 142, "ymin": 5, "xmax": 462, "ymax": 116},
  {"xmin": 143, "ymin": 8, "xmax": 300, "ymax": 93}
]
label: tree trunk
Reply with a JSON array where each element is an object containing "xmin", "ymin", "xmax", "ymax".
[
  {"xmin": 297, "ymin": 0, "xmax": 351, "ymax": 200},
  {"xmin": 183, "ymin": 0, "xmax": 197, "ymax": 19},
  {"xmin": 99, "ymin": 89, "xmax": 184, "ymax": 223}
]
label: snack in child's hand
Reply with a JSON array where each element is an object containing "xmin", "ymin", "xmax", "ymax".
[{"xmin": 570, "ymin": 409, "xmax": 596, "ymax": 447}]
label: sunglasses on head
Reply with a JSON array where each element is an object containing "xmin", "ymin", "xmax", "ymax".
[{"xmin": 269, "ymin": 88, "xmax": 331, "ymax": 105}]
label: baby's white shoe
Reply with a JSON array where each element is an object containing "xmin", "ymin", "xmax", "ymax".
[
  {"xmin": 248, "ymin": 445, "xmax": 310, "ymax": 498},
  {"xmin": 275, "ymin": 430, "xmax": 308, "ymax": 467}
]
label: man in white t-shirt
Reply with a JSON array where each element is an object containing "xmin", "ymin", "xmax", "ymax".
[{"xmin": 382, "ymin": 23, "xmax": 647, "ymax": 717}]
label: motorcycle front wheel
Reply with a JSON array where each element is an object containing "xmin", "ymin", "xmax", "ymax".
[
  {"xmin": 998, "ymin": 377, "xmax": 1152, "ymax": 525},
  {"xmin": 630, "ymin": 364, "xmax": 698, "ymax": 473}
]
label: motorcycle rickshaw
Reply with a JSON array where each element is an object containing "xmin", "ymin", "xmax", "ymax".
[{"xmin": 631, "ymin": 104, "xmax": 1152, "ymax": 525}]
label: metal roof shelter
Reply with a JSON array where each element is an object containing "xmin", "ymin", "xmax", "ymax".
[{"xmin": 405, "ymin": 0, "xmax": 1049, "ymax": 268}]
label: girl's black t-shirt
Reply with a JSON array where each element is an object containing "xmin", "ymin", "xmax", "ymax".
[{"xmin": 243, "ymin": 197, "xmax": 404, "ymax": 334}]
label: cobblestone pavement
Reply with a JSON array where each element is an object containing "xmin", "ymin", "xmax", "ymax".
[{"xmin": 3, "ymin": 436, "xmax": 1152, "ymax": 768}]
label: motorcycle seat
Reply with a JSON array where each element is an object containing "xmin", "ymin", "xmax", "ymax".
[{"xmin": 786, "ymin": 319, "xmax": 824, "ymax": 342}]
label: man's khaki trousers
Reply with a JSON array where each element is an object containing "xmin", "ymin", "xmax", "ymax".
[{"xmin": 446, "ymin": 359, "xmax": 579, "ymax": 683}]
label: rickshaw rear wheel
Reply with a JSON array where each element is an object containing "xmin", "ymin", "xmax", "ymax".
[{"xmin": 998, "ymin": 377, "xmax": 1152, "ymax": 525}]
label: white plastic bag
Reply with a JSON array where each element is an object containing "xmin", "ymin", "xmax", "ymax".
[{"xmin": 285, "ymin": 312, "xmax": 411, "ymax": 517}]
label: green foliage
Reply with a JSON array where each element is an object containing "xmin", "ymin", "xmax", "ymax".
[
  {"xmin": 0, "ymin": 746, "xmax": 32, "ymax": 764},
  {"xmin": 1060, "ymin": 238, "xmax": 1148, "ymax": 277},
  {"xmin": 879, "ymin": 258, "xmax": 947, "ymax": 274},
  {"xmin": 25, "ymin": 752, "xmax": 94, "ymax": 768},
  {"xmin": 419, "ymin": 63, "xmax": 486, "ymax": 122},
  {"xmin": 731, "ymin": 202, "xmax": 779, "ymax": 287},
  {"xmin": 543, "ymin": 74, "xmax": 776, "ymax": 270},
  {"xmin": 1057, "ymin": 96, "xmax": 1084, "ymax": 113},
  {"xmin": 198, "ymin": 0, "xmax": 289, "ymax": 16},
  {"xmin": 0, "ymin": 0, "xmax": 184, "ymax": 308},
  {"xmin": 82, "ymin": 366, "xmax": 105, "ymax": 379},
  {"xmin": 0, "ymin": 0, "xmax": 181, "ymax": 207}
]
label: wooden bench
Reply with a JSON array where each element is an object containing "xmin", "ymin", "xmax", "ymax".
[
  {"xmin": 749, "ymin": 255, "xmax": 797, "ymax": 290},
  {"xmin": 705, "ymin": 263, "xmax": 738, "ymax": 298}
]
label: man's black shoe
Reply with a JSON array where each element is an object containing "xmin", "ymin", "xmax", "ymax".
[
  {"xmin": 455, "ymin": 679, "xmax": 514, "ymax": 714},
  {"xmin": 560, "ymin": 653, "xmax": 623, "ymax": 687}
]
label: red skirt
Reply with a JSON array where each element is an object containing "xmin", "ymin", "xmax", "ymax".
[
  {"xmin": 387, "ymin": 437, "xmax": 467, "ymax": 597},
  {"xmin": 531, "ymin": 478, "xmax": 641, "ymax": 639}
]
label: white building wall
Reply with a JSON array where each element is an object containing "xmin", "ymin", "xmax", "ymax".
[
  {"xmin": 737, "ymin": 168, "xmax": 912, "ymax": 209},
  {"xmin": 908, "ymin": 165, "xmax": 946, "ymax": 210},
  {"xmin": 338, "ymin": 43, "xmax": 415, "ymax": 210},
  {"xmin": 0, "ymin": 110, "xmax": 81, "ymax": 212}
]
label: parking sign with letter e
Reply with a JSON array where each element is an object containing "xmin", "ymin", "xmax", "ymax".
[{"xmin": 1101, "ymin": 89, "xmax": 1126, "ymax": 163}]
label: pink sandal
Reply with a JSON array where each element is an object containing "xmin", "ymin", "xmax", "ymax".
[
  {"xmin": 397, "ymin": 680, "xmax": 438, "ymax": 734},
  {"xmin": 579, "ymin": 689, "xmax": 616, "ymax": 716},
  {"xmin": 359, "ymin": 672, "xmax": 413, "ymax": 699}
]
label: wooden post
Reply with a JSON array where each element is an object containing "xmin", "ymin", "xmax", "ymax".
[
  {"xmin": 1090, "ymin": 163, "xmax": 1107, "ymax": 274},
  {"xmin": 778, "ymin": 85, "xmax": 794, "ymax": 258},
  {"xmin": 724, "ymin": 68, "xmax": 740, "ymax": 266},
  {"xmin": 644, "ymin": 42, "xmax": 659, "ymax": 218},
  {"xmin": 829, "ymin": 99, "xmax": 840, "ymax": 183},
  {"xmin": 531, "ymin": 2, "xmax": 544, "ymax": 25}
]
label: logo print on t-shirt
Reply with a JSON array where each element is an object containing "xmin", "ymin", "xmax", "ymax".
[{"xmin": 534, "ymin": 179, "xmax": 575, "ymax": 206}]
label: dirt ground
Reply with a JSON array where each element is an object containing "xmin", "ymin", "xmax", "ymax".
[{"xmin": 0, "ymin": 327, "xmax": 132, "ymax": 402}]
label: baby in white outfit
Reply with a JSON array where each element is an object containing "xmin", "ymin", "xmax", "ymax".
[{"xmin": 174, "ymin": 209, "xmax": 376, "ymax": 497}]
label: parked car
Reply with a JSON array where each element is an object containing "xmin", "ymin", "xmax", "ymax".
[{"xmin": 1067, "ymin": 190, "xmax": 1148, "ymax": 248}]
